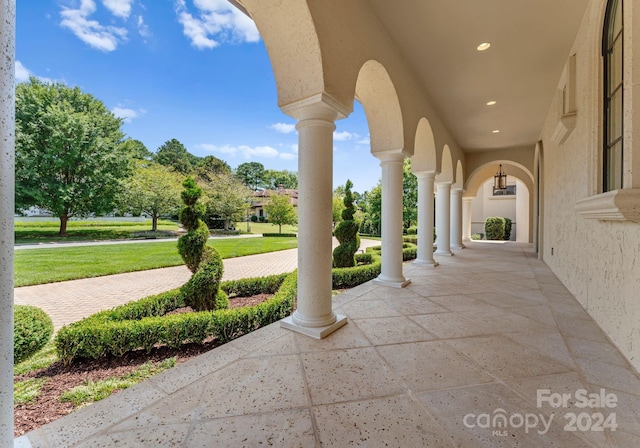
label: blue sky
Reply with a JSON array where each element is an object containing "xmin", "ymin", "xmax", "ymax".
[{"xmin": 15, "ymin": 0, "xmax": 381, "ymax": 194}]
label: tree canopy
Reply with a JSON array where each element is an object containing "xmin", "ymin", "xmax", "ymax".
[
  {"xmin": 403, "ymin": 158, "xmax": 418, "ymax": 229},
  {"xmin": 235, "ymin": 162, "xmax": 265, "ymax": 191},
  {"xmin": 264, "ymin": 193, "xmax": 297, "ymax": 233},
  {"xmin": 119, "ymin": 161, "xmax": 183, "ymax": 231},
  {"xmin": 15, "ymin": 77, "xmax": 128, "ymax": 235},
  {"xmin": 262, "ymin": 169, "xmax": 298, "ymax": 189},
  {"xmin": 154, "ymin": 139, "xmax": 199, "ymax": 174},
  {"xmin": 201, "ymin": 173, "xmax": 252, "ymax": 230}
]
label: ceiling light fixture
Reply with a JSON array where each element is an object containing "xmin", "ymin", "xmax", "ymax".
[
  {"xmin": 486, "ymin": 100, "xmax": 497, "ymax": 106},
  {"xmin": 477, "ymin": 42, "xmax": 491, "ymax": 51},
  {"xmin": 494, "ymin": 164, "xmax": 507, "ymax": 191},
  {"xmin": 492, "ymin": 130, "xmax": 500, "ymax": 133}
]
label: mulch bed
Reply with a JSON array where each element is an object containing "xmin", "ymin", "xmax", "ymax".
[{"xmin": 14, "ymin": 293, "xmax": 275, "ymax": 437}]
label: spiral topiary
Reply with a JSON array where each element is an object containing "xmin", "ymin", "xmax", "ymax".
[
  {"xmin": 177, "ymin": 178, "xmax": 228, "ymax": 312},
  {"xmin": 333, "ymin": 180, "xmax": 361, "ymax": 268}
]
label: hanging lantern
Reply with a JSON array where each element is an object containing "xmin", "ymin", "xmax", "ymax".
[{"xmin": 494, "ymin": 164, "xmax": 507, "ymax": 190}]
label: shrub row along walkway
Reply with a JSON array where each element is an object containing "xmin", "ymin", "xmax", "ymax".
[{"xmin": 14, "ymin": 239, "xmax": 381, "ymax": 331}]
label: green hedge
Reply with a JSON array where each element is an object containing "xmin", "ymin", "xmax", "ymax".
[
  {"xmin": 14, "ymin": 305, "xmax": 53, "ymax": 364},
  {"xmin": 485, "ymin": 216, "xmax": 505, "ymax": 240},
  {"xmin": 354, "ymin": 252, "xmax": 373, "ymax": 265},
  {"xmin": 55, "ymin": 273, "xmax": 295, "ymax": 364},
  {"xmin": 262, "ymin": 233, "xmax": 297, "ymax": 237},
  {"xmin": 504, "ymin": 218, "xmax": 512, "ymax": 240},
  {"xmin": 402, "ymin": 235, "xmax": 417, "ymax": 245}
]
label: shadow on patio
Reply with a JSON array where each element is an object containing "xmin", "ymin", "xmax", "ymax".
[{"xmin": 18, "ymin": 242, "xmax": 640, "ymax": 447}]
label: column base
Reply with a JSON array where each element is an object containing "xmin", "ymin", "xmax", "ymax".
[
  {"xmin": 451, "ymin": 244, "xmax": 464, "ymax": 250},
  {"xmin": 434, "ymin": 249, "xmax": 454, "ymax": 256},
  {"xmin": 413, "ymin": 259, "xmax": 439, "ymax": 267},
  {"xmin": 281, "ymin": 314, "xmax": 348, "ymax": 339},
  {"xmin": 373, "ymin": 275, "xmax": 411, "ymax": 288},
  {"xmin": 14, "ymin": 436, "xmax": 32, "ymax": 448}
]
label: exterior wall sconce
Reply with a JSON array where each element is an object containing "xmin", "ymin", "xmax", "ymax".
[{"xmin": 494, "ymin": 164, "xmax": 507, "ymax": 190}]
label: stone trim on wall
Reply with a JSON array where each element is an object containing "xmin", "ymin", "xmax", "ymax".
[{"xmin": 574, "ymin": 189, "xmax": 640, "ymax": 222}]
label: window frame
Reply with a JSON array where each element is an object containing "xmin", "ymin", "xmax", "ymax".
[{"xmin": 602, "ymin": 0, "xmax": 623, "ymax": 192}]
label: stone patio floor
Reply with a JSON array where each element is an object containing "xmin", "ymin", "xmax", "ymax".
[{"xmin": 17, "ymin": 242, "xmax": 640, "ymax": 447}]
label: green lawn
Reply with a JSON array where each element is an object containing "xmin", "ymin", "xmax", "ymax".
[
  {"xmin": 235, "ymin": 221, "xmax": 298, "ymax": 235},
  {"xmin": 15, "ymin": 237, "xmax": 297, "ymax": 286},
  {"xmin": 15, "ymin": 219, "xmax": 180, "ymax": 244}
]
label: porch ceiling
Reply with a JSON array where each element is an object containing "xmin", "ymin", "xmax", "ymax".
[{"xmin": 367, "ymin": 0, "xmax": 590, "ymax": 152}]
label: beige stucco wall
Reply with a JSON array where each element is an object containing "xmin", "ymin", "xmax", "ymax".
[{"xmin": 540, "ymin": 0, "xmax": 640, "ymax": 372}]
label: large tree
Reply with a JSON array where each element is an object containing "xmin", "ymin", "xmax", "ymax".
[
  {"xmin": 264, "ymin": 193, "xmax": 297, "ymax": 233},
  {"xmin": 262, "ymin": 169, "xmax": 298, "ymax": 189},
  {"xmin": 120, "ymin": 138, "xmax": 152, "ymax": 161},
  {"xmin": 235, "ymin": 162, "xmax": 265, "ymax": 191},
  {"xmin": 119, "ymin": 161, "xmax": 183, "ymax": 231},
  {"xmin": 201, "ymin": 173, "xmax": 252, "ymax": 230},
  {"xmin": 15, "ymin": 77, "xmax": 127, "ymax": 235},
  {"xmin": 154, "ymin": 138, "xmax": 198, "ymax": 174},
  {"xmin": 197, "ymin": 155, "xmax": 232, "ymax": 182}
]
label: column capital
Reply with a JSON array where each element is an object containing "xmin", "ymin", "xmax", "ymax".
[
  {"xmin": 413, "ymin": 170, "xmax": 437, "ymax": 181},
  {"xmin": 451, "ymin": 188, "xmax": 464, "ymax": 195},
  {"xmin": 281, "ymin": 92, "xmax": 351, "ymax": 122},
  {"xmin": 373, "ymin": 150, "xmax": 405, "ymax": 164},
  {"xmin": 435, "ymin": 180, "xmax": 452, "ymax": 188},
  {"xmin": 462, "ymin": 196, "xmax": 474, "ymax": 203}
]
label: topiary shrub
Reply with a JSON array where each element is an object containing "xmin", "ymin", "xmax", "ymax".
[
  {"xmin": 333, "ymin": 180, "xmax": 361, "ymax": 268},
  {"xmin": 177, "ymin": 178, "xmax": 225, "ymax": 312},
  {"xmin": 14, "ymin": 305, "xmax": 53, "ymax": 364},
  {"xmin": 405, "ymin": 226, "xmax": 418, "ymax": 235},
  {"xmin": 250, "ymin": 215, "xmax": 258, "ymax": 222},
  {"xmin": 485, "ymin": 216, "xmax": 505, "ymax": 240},
  {"xmin": 504, "ymin": 217, "xmax": 512, "ymax": 240},
  {"xmin": 471, "ymin": 233, "xmax": 483, "ymax": 240}
]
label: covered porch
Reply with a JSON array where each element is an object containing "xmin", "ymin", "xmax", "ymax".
[{"xmin": 17, "ymin": 242, "xmax": 640, "ymax": 447}]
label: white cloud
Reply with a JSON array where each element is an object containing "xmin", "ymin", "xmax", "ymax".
[
  {"xmin": 198, "ymin": 143, "xmax": 297, "ymax": 161},
  {"xmin": 174, "ymin": 0, "xmax": 260, "ymax": 50},
  {"xmin": 15, "ymin": 61, "xmax": 31, "ymax": 83},
  {"xmin": 60, "ymin": 0, "xmax": 127, "ymax": 52},
  {"xmin": 102, "ymin": 0, "xmax": 133, "ymax": 19},
  {"xmin": 270, "ymin": 123, "xmax": 296, "ymax": 134},
  {"xmin": 112, "ymin": 106, "xmax": 145, "ymax": 123},
  {"xmin": 279, "ymin": 152, "xmax": 296, "ymax": 160},
  {"xmin": 357, "ymin": 136, "xmax": 371, "ymax": 145},
  {"xmin": 137, "ymin": 15, "xmax": 150, "ymax": 38},
  {"xmin": 14, "ymin": 61, "xmax": 56, "ymax": 84},
  {"xmin": 334, "ymin": 130, "xmax": 359, "ymax": 141}
]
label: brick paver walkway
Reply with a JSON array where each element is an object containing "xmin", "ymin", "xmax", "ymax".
[{"xmin": 14, "ymin": 239, "xmax": 381, "ymax": 330}]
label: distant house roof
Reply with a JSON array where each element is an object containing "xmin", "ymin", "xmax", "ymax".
[{"xmin": 251, "ymin": 187, "xmax": 298, "ymax": 208}]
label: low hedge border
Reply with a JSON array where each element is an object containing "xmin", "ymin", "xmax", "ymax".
[
  {"xmin": 55, "ymin": 273, "xmax": 293, "ymax": 364},
  {"xmin": 55, "ymin": 243, "xmax": 418, "ymax": 364},
  {"xmin": 262, "ymin": 233, "xmax": 297, "ymax": 237}
]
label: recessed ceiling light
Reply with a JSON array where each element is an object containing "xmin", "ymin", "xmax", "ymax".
[
  {"xmin": 486, "ymin": 100, "xmax": 497, "ymax": 106},
  {"xmin": 492, "ymin": 130, "xmax": 500, "ymax": 133},
  {"xmin": 477, "ymin": 42, "xmax": 491, "ymax": 51}
]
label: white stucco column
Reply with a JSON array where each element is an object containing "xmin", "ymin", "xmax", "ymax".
[
  {"xmin": 280, "ymin": 95, "xmax": 348, "ymax": 339},
  {"xmin": 435, "ymin": 181, "xmax": 453, "ymax": 256},
  {"xmin": 462, "ymin": 197, "xmax": 473, "ymax": 242},
  {"xmin": 413, "ymin": 171, "xmax": 438, "ymax": 267},
  {"xmin": 0, "ymin": 0, "xmax": 14, "ymax": 445},
  {"xmin": 373, "ymin": 152, "xmax": 410, "ymax": 287},
  {"xmin": 450, "ymin": 188, "xmax": 464, "ymax": 250}
]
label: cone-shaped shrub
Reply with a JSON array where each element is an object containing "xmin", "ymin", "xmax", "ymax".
[
  {"xmin": 333, "ymin": 180, "xmax": 361, "ymax": 267},
  {"xmin": 177, "ymin": 178, "xmax": 227, "ymax": 311}
]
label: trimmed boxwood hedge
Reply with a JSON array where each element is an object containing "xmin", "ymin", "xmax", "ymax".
[
  {"xmin": 55, "ymin": 273, "xmax": 293, "ymax": 364},
  {"xmin": 14, "ymin": 305, "xmax": 53, "ymax": 364},
  {"xmin": 262, "ymin": 233, "xmax": 297, "ymax": 237},
  {"xmin": 54, "ymin": 243, "xmax": 418, "ymax": 364}
]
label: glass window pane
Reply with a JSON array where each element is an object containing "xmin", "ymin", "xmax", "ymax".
[
  {"xmin": 612, "ymin": 0, "xmax": 622, "ymax": 38},
  {"xmin": 609, "ymin": 36, "xmax": 623, "ymax": 87},
  {"xmin": 608, "ymin": 89, "xmax": 623, "ymax": 143},
  {"xmin": 607, "ymin": 142, "xmax": 623, "ymax": 191}
]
